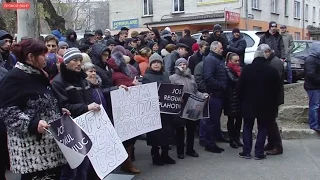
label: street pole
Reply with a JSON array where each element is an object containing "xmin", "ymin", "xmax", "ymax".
[
  {"xmin": 245, "ymin": 0, "xmax": 248, "ymax": 30},
  {"xmin": 302, "ymin": 0, "xmax": 305, "ymax": 39},
  {"xmin": 17, "ymin": 0, "xmax": 39, "ymax": 42}
]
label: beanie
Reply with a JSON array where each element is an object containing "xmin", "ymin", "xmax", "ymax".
[
  {"xmin": 149, "ymin": 53, "xmax": 163, "ymax": 65},
  {"xmin": 213, "ymin": 24, "xmax": 222, "ymax": 32},
  {"xmin": 95, "ymin": 29, "xmax": 103, "ymax": 36},
  {"xmin": 269, "ymin": 21, "xmax": 277, "ymax": 28},
  {"xmin": 232, "ymin": 28, "xmax": 240, "ymax": 34},
  {"xmin": 192, "ymin": 43, "xmax": 200, "ymax": 52},
  {"xmin": 58, "ymin": 41, "xmax": 69, "ymax": 49},
  {"xmin": 106, "ymin": 39, "xmax": 116, "ymax": 46},
  {"xmin": 63, "ymin": 48, "xmax": 83, "ymax": 64},
  {"xmin": 175, "ymin": 58, "xmax": 188, "ymax": 66},
  {"xmin": 111, "ymin": 45, "xmax": 126, "ymax": 55}
]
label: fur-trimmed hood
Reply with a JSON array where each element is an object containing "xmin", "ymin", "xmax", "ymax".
[{"xmin": 107, "ymin": 51, "xmax": 132, "ymax": 77}]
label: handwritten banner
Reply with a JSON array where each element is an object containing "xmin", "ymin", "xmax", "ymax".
[
  {"xmin": 74, "ymin": 106, "xmax": 128, "ymax": 179},
  {"xmin": 111, "ymin": 82, "xmax": 162, "ymax": 142},
  {"xmin": 158, "ymin": 83, "xmax": 183, "ymax": 114},
  {"xmin": 181, "ymin": 93, "xmax": 210, "ymax": 120},
  {"xmin": 49, "ymin": 114, "xmax": 92, "ymax": 169}
]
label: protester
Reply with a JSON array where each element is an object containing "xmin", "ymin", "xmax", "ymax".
[
  {"xmin": 152, "ymin": 29, "xmax": 168, "ymax": 50},
  {"xmin": 44, "ymin": 35, "xmax": 58, "ymax": 54},
  {"xmin": 226, "ymin": 28, "xmax": 247, "ymax": 67},
  {"xmin": 57, "ymin": 41, "xmax": 69, "ymax": 58},
  {"xmin": 164, "ymin": 43, "xmax": 189, "ymax": 75},
  {"xmin": 142, "ymin": 53, "xmax": 176, "ymax": 166},
  {"xmin": 280, "ymin": 25, "xmax": 295, "ymax": 83},
  {"xmin": 65, "ymin": 29, "xmax": 79, "ymax": 48},
  {"xmin": 224, "ymin": 52, "xmax": 243, "ymax": 149},
  {"xmin": 200, "ymin": 29, "xmax": 210, "ymax": 42},
  {"xmin": 161, "ymin": 43, "xmax": 176, "ymax": 57},
  {"xmin": 259, "ymin": 21, "xmax": 285, "ymax": 60},
  {"xmin": 52, "ymin": 47, "xmax": 99, "ymax": 180},
  {"xmin": 0, "ymin": 30, "xmax": 14, "ymax": 70},
  {"xmin": 206, "ymin": 24, "xmax": 229, "ymax": 57},
  {"xmin": 304, "ymin": 41, "xmax": 320, "ymax": 132},
  {"xmin": 95, "ymin": 29, "xmax": 104, "ymax": 44},
  {"xmin": 107, "ymin": 45, "xmax": 140, "ymax": 174},
  {"xmin": 134, "ymin": 47, "xmax": 152, "ymax": 76},
  {"xmin": 44, "ymin": 35, "xmax": 60, "ymax": 80},
  {"xmin": 115, "ymin": 30, "xmax": 128, "ymax": 46},
  {"xmin": 237, "ymin": 44, "xmax": 282, "ymax": 160},
  {"xmin": 188, "ymin": 41, "xmax": 208, "ymax": 74},
  {"xmin": 170, "ymin": 58, "xmax": 209, "ymax": 159},
  {"xmin": 179, "ymin": 29, "xmax": 197, "ymax": 55},
  {"xmin": 148, "ymin": 41, "xmax": 159, "ymax": 54},
  {"xmin": 51, "ymin": 29, "xmax": 66, "ymax": 42},
  {"xmin": 203, "ymin": 41, "xmax": 228, "ymax": 153},
  {"xmin": 263, "ymin": 44, "xmax": 284, "ymax": 155},
  {"xmin": 104, "ymin": 29, "xmax": 113, "ymax": 41},
  {"xmin": 82, "ymin": 52, "xmax": 92, "ymax": 64},
  {"xmin": 0, "ymin": 39, "xmax": 67, "ymax": 179},
  {"xmin": 106, "ymin": 39, "xmax": 117, "ymax": 51}
]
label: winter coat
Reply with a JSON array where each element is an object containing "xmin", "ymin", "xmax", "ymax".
[
  {"xmin": 206, "ymin": 33, "xmax": 229, "ymax": 57},
  {"xmin": 194, "ymin": 61, "xmax": 207, "ymax": 93},
  {"xmin": 0, "ymin": 62, "xmax": 66, "ymax": 174},
  {"xmin": 267, "ymin": 53, "xmax": 285, "ymax": 105},
  {"xmin": 107, "ymin": 51, "xmax": 134, "ymax": 87},
  {"xmin": 87, "ymin": 76, "xmax": 107, "ymax": 113},
  {"xmin": 281, "ymin": 32, "xmax": 295, "ymax": 61},
  {"xmin": 89, "ymin": 43, "xmax": 119, "ymax": 119},
  {"xmin": 227, "ymin": 36, "xmax": 247, "ymax": 66},
  {"xmin": 224, "ymin": 64, "xmax": 241, "ymax": 117},
  {"xmin": 142, "ymin": 69, "xmax": 175, "ymax": 146},
  {"xmin": 51, "ymin": 63, "xmax": 94, "ymax": 118},
  {"xmin": 0, "ymin": 66, "xmax": 8, "ymax": 82},
  {"xmin": 179, "ymin": 35, "xmax": 197, "ymax": 54},
  {"xmin": 65, "ymin": 29, "xmax": 79, "ymax": 48},
  {"xmin": 259, "ymin": 30, "xmax": 285, "ymax": 59},
  {"xmin": 164, "ymin": 51, "xmax": 180, "ymax": 75},
  {"xmin": 203, "ymin": 51, "xmax": 228, "ymax": 98},
  {"xmin": 237, "ymin": 57, "xmax": 282, "ymax": 119},
  {"xmin": 188, "ymin": 51, "xmax": 204, "ymax": 75},
  {"xmin": 304, "ymin": 43, "xmax": 320, "ymax": 90},
  {"xmin": 134, "ymin": 55, "xmax": 149, "ymax": 76}
]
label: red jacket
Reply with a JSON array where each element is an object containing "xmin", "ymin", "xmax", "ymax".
[{"xmin": 108, "ymin": 52, "xmax": 134, "ymax": 87}]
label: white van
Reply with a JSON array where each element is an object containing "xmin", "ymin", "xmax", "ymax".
[{"xmin": 191, "ymin": 31, "xmax": 264, "ymax": 64}]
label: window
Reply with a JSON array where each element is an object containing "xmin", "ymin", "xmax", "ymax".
[
  {"xmin": 173, "ymin": 0, "xmax": 184, "ymax": 13},
  {"xmin": 284, "ymin": 0, "xmax": 289, "ymax": 16},
  {"xmin": 271, "ymin": 0, "xmax": 277, "ymax": 13},
  {"xmin": 252, "ymin": 0, "xmax": 259, "ymax": 9},
  {"xmin": 253, "ymin": 26, "xmax": 262, "ymax": 31},
  {"xmin": 294, "ymin": 1, "xmax": 300, "ymax": 18},
  {"xmin": 143, "ymin": 0, "xmax": 153, "ymax": 16},
  {"xmin": 305, "ymin": 4, "xmax": 308, "ymax": 21},
  {"xmin": 294, "ymin": 32, "xmax": 301, "ymax": 40},
  {"xmin": 312, "ymin": 7, "xmax": 315, "ymax": 22}
]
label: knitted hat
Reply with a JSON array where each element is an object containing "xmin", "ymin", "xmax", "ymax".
[
  {"xmin": 111, "ymin": 45, "xmax": 127, "ymax": 55},
  {"xmin": 149, "ymin": 53, "xmax": 163, "ymax": 65},
  {"xmin": 58, "ymin": 41, "xmax": 69, "ymax": 48},
  {"xmin": 192, "ymin": 43, "xmax": 200, "ymax": 52},
  {"xmin": 95, "ymin": 29, "xmax": 103, "ymax": 36},
  {"xmin": 63, "ymin": 48, "xmax": 83, "ymax": 64},
  {"xmin": 232, "ymin": 28, "xmax": 240, "ymax": 34},
  {"xmin": 269, "ymin": 21, "xmax": 277, "ymax": 28},
  {"xmin": 175, "ymin": 58, "xmax": 188, "ymax": 66},
  {"xmin": 213, "ymin": 24, "xmax": 222, "ymax": 32},
  {"xmin": 106, "ymin": 39, "xmax": 116, "ymax": 46}
]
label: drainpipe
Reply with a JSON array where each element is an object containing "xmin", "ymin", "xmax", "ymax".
[
  {"xmin": 302, "ymin": 0, "xmax": 305, "ymax": 39},
  {"xmin": 245, "ymin": 0, "xmax": 248, "ymax": 30}
]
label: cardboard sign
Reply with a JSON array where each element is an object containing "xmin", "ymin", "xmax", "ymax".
[{"xmin": 181, "ymin": 93, "xmax": 210, "ymax": 120}]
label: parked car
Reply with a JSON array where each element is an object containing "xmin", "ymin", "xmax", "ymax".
[
  {"xmin": 191, "ymin": 30, "xmax": 264, "ymax": 64},
  {"xmin": 284, "ymin": 40, "xmax": 315, "ymax": 82}
]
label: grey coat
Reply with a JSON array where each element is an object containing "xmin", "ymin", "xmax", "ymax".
[{"xmin": 281, "ymin": 32, "xmax": 295, "ymax": 61}]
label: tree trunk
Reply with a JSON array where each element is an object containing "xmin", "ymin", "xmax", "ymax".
[
  {"xmin": 38, "ymin": 0, "xmax": 66, "ymax": 32},
  {"xmin": 0, "ymin": 13, "xmax": 7, "ymax": 31},
  {"xmin": 17, "ymin": 0, "xmax": 39, "ymax": 41}
]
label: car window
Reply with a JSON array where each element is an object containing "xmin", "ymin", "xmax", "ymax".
[
  {"xmin": 191, "ymin": 34, "xmax": 201, "ymax": 41},
  {"xmin": 224, "ymin": 32, "xmax": 233, "ymax": 42},
  {"xmin": 292, "ymin": 42, "xmax": 307, "ymax": 54},
  {"xmin": 242, "ymin": 33, "xmax": 255, "ymax": 47}
]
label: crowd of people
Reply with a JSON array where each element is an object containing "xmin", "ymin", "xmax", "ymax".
[{"xmin": 0, "ymin": 20, "xmax": 317, "ymax": 180}]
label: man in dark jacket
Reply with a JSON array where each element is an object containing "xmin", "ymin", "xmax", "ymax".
[
  {"xmin": 114, "ymin": 30, "xmax": 128, "ymax": 46},
  {"xmin": 227, "ymin": 28, "xmax": 247, "ymax": 66},
  {"xmin": 237, "ymin": 44, "xmax": 282, "ymax": 160},
  {"xmin": 304, "ymin": 42, "xmax": 320, "ymax": 132},
  {"xmin": 65, "ymin": 29, "xmax": 79, "ymax": 48},
  {"xmin": 179, "ymin": 29, "xmax": 197, "ymax": 55},
  {"xmin": 188, "ymin": 41, "xmax": 209, "ymax": 74},
  {"xmin": 203, "ymin": 41, "xmax": 229, "ymax": 153},
  {"xmin": 79, "ymin": 30, "xmax": 95, "ymax": 46},
  {"xmin": 164, "ymin": 43, "xmax": 188, "ymax": 75},
  {"xmin": 263, "ymin": 44, "xmax": 284, "ymax": 155},
  {"xmin": 259, "ymin": 21, "xmax": 285, "ymax": 60},
  {"xmin": 206, "ymin": 24, "xmax": 229, "ymax": 57},
  {"xmin": 52, "ymin": 48, "xmax": 100, "ymax": 180},
  {"xmin": 0, "ymin": 30, "xmax": 14, "ymax": 70}
]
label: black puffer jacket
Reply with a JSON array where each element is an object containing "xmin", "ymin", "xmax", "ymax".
[
  {"xmin": 259, "ymin": 30, "xmax": 285, "ymax": 59},
  {"xmin": 65, "ymin": 29, "xmax": 79, "ymax": 48},
  {"xmin": 224, "ymin": 66, "xmax": 241, "ymax": 117},
  {"xmin": 203, "ymin": 52, "xmax": 228, "ymax": 98}
]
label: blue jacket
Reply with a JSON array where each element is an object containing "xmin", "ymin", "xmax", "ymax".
[
  {"xmin": 51, "ymin": 30, "xmax": 66, "ymax": 42},
  {"xmin": 203, "ymin": 52, "xmax": 228, "ymax": 97}
]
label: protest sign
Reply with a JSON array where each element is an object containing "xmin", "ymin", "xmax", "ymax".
[
  {"xmin": 74, "ymin": 106, "xmax": 128, "ymax": 179},
  {"xmin": 158, "ymin": 83, "xmax": 183, "ymax": 114},
  {"xmin": 49, "ymin": 114, "xmax": 92, "ymax": 169},
  {"xmin": 181, "ymin": 93, "xmax": 210, "ymax": 120},
  {"xmin": 111, "ymin": 82, "xmax": 162, "ymax": 142}
]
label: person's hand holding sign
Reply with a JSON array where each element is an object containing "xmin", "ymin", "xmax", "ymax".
[
  {"xmin": 62, "ymin": 108, "xmax": 71, "ymax": 116},
  {"xmin": 132, "ymin": 76, "xmax": 139, "ymax": 86},
  {"xmin": 38, "ymin": 120, "xmax": 50, "ymax": 134},
  {"xmin": 119, "ymin": 84, "xmax": 128, "ymax": 91},
  {"xmin": 203, "ymin": 93, "xmax": 209, "ymax": 99},
  {"xmin": 88, "ymin": 102, "xmax": 101, "ymax": 111}
]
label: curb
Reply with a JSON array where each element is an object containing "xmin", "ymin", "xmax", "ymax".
[{"xmin": 221, "ymin": 128, "xmax": 320, "ymax": 140}]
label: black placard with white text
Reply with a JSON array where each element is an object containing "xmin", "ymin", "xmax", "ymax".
[{"xmin": 158, "ymin": 83, "xmax": 184, "ymax": 114}]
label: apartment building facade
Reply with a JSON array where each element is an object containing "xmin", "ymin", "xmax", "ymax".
[{"xmin": 109, "ymin": 0, "xmax": 320, "ymax": 39}]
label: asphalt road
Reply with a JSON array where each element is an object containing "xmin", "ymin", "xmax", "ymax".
[{"xmin": 6, "ymin": 139, "xmax": 320, "ymax": 180}]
